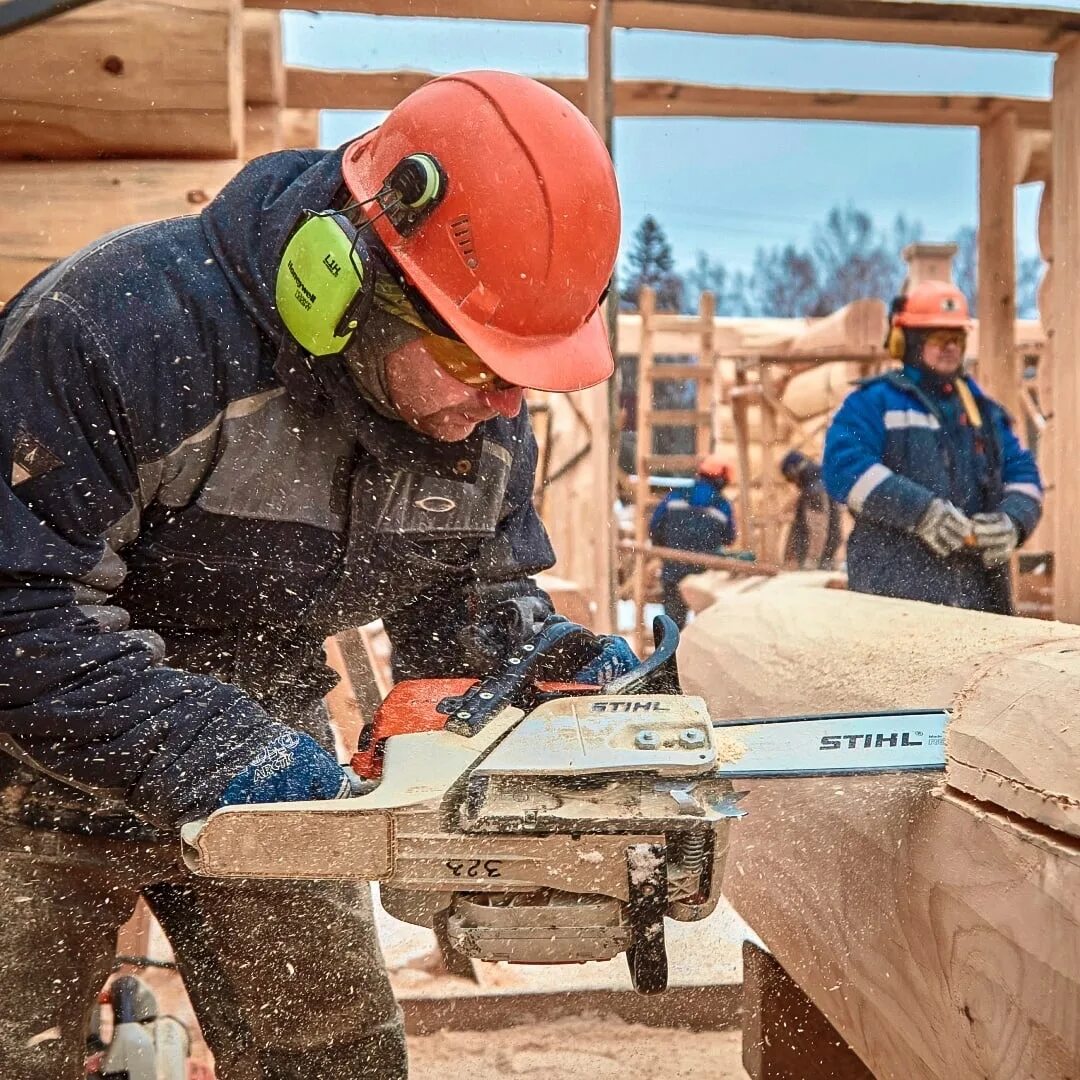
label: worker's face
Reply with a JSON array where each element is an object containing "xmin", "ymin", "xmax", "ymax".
[
  {"xmin": 385, "ymin": 337, "xmax": 525, "ymax": 441},
  {"xmin": 920, "ymin": 329, "xmax": 967, "ymax": 377}
]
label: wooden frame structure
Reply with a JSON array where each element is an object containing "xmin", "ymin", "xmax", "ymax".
[{"xmin": 4, "ymin": 0, "xmax": 1078, "ymax": 620}]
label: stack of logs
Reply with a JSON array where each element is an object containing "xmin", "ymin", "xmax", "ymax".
[{"xmin": 0, "ymin": 0, "xmax": 316, "ymax": 304}]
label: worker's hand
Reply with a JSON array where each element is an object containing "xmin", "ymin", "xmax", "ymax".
[
  {"xmin": 970, "ymin": 511, "xmax": 1020, "ymax": 567},
  {"xmin": 913, "ymin": 498, "xmax": 973, "ymax": 558},
  {"xmin": 571, "ymin": 635, "xmax": 639, "ymax": 686},
  {"xmin": 219, "ymin": 731, "xmax": 353, "ymax": 808}
]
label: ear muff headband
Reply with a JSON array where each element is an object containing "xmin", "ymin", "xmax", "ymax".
[
  {"xmin": 276, "ymin": 152, "xmax": 447, "ymax": 357},
  {"xmin": 275, "ymin": 211, "xmax": 375, "ymax": 357}
]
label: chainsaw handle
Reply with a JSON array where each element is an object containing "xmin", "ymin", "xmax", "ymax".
[
  {"xmin": 604, "ymin": 615, "xmax": 682, "ymax": 696},
  {"xmin": 441, "ymin": 619, "xmax": 600, "ymax": 737}
]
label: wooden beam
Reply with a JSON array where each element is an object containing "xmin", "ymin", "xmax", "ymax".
[
  {"xmin": 585, "ymin": 0, "xmax": 616, "ymax": 634},
  {"xmin": 243, "ymin": 9, "xmax": 285, "ymax": 105},
  {"xmin": 1052, "ymin": 41, "xmax": 1080, "ymax": 623},
  {"xmin": 632, "ymin": 286, "xmax": 657, "ymax": 656},
  {"xmin": 285, "ymin": 68, "xmax": 1051, "ymax": 130},
  {"xmin": 977, "ymin": 108, "xmax": 1021, "ymax": 423},
  {"xmin": 679, "ymin": 582, "xmax": 1080, "ymax": 1080},
  {"xmin": 947, "ymin": 639, "xmax": 1080, "ymax": 839},
  {"xmin": 726, "ymin": 776, "xmax": 1080, "ymax": 1080},
  {"xmin": 0, "ymin": 160, "xmax": 240, "ymax": 304},
  {"xmin": 0, "ymin": 0, "xmax": 243, "ymax": 160},
  {"xmin": 742, "ymin": 942, "xmax": 874, "ymax": 1080},
  {"xmin": 251, "ymin": 0, "xmax": 1080, "ymax": 54}
]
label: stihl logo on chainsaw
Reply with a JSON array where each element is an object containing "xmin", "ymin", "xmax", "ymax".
[
  {"xmin": 819, "ymin": 731, "xmax": 924, "ymax": 750},
  {"xmin": 590, "ymin": 700, "xmax": 670, "ymax": 713}
]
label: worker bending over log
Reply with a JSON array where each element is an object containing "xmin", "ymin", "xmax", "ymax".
[
  {"xmin": 649, "ymin": 454, "xmax": 737, "ymax": 626},
  {"xmin": 823, "ymin": 281, "xmax": 1042, "ymax": 614},
  {"xmin": 0, "ymin": 72, "xmax": 634, "ymax": 1079}
]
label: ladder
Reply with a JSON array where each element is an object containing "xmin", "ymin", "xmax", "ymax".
[{"xmin": 630, "ymin": 287, "xmax": 718, "ymax": 655}]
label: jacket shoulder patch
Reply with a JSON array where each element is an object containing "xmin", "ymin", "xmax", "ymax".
[{"xmin": 11, "ymin": 429, "xmax": 62, "ymax": 486}]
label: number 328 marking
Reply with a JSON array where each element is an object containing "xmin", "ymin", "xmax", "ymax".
[{"xmin": 444, "ymin": 859, "xmax": 502, "ymax": 879}]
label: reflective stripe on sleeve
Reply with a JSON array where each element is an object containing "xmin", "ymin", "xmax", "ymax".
[
  {"xmin": 1004, "ymin": 482, "xmax": 1043, "ymax": 504},
  {"xmin": 847, "ymin": 463, "xmax": 893, "ymax": 514},
  {"xmin": 883, "ymin": 409, "xmax": 940, "ymax": 431}
]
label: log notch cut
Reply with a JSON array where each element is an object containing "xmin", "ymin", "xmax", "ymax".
[
  {"xmin": 0, "ymin": 0, "xmax": 243, "ymax": 160},
  {"xmin": 679, "ymin": 580, "xmax": 1080, "ymax": 1080}
]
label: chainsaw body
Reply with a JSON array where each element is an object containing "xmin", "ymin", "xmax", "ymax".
[
  {"xmin": 181, "ymin": 615, "xmax": 946, "ymax": 993},
  {"xmin": 182, "ymin": 617, "xmax": 740, "ymax": 992}
]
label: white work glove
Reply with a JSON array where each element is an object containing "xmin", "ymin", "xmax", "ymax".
[
  {"xmin": 970, "ymin": 511, "xmax": 1019, "ymax": 567},
  {"xmin": 914, "ymin": 498, "xmax": 973, "ymax": 558}
]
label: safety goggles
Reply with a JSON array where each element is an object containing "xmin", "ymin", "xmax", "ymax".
[
  {"xmin": 924, "ymin": 329, "xmax": 967, "ymax": 351},
  {"xmin": 371, "ymin": 274, "xmax": 518, "ymax": 391}
]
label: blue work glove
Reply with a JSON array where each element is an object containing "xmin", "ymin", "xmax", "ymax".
[
  {"xmin": 572, "ymin": 635, "xmax": 640, "ymax": 686},
  {"xmin": 220, "ymin": 731, "xmax": 353, "ymax": 807}
]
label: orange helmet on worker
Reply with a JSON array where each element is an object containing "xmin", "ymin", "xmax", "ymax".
[
  {"xmin": 886, "ymin": 281, "xmax": 970, "ymax": 378},
  {"xmin": 697, "ymin": 454, "xmax": 733, "ymax": 485},
  {"xmin": 342, "ymin": 70, "xmax": 621, "ymax": 395}
]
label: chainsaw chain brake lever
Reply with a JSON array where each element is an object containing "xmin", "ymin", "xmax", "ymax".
[
  {"xmin": 605, "ymin": 614, "xmax": 683, "ymax": 696},
  {"xmin": 438, "ymin": 618, "xmax": 601, "ymax": 737}
]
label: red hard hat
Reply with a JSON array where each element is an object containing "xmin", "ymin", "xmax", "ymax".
[
  {"xmin": 342, "ymin": 71, "xmax": 621, "ymax": 393},
  {"xmin": 698, "ymin": 455, "xmax": 732, "ymax": 483},
  {"xmin": 892, "ymin": 281, "xmax": 970, "ymax": 330}
]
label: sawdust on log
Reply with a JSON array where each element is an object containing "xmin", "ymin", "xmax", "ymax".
[{"xmin": 407, "ymin": 1015, "xmax": 748, "ymax": 1079}]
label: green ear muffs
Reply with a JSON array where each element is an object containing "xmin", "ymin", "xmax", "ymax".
[{"xmin": 275, "ymin": 211, "xmax": 376, "ymax": 357}]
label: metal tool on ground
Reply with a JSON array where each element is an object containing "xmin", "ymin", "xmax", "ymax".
[{"xmin": 181, "ymin": 616, "xmax": 946, "ymax": 994}]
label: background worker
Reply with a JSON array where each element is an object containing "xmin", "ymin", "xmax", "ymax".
[
  {"xmin": 780, "ymin": 450, "xmax": 843, "ymax": 570},
  {"xmin": 823, "ymin": 281, "xmax": 1043, "ymax": 614},
  {"xmin": 0, "ymin": 71, "xmax": 632, "ymax": 1079},
  {"xmin": 648, "ymin": 454, "xmax": 737, "ymax": 626}
]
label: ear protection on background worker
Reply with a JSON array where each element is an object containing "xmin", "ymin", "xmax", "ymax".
[
  {"xmin": 275, "ymin": 153, "xmax": 447, "ymax": 358},
  {"xmin": 886, "ymin": 295, "xmax": 907, "ymax": 359}
]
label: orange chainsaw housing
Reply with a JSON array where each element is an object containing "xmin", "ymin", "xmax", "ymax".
[{"xmin": 351, "ymin": 678, "xmax": 597, "ymax": 779}]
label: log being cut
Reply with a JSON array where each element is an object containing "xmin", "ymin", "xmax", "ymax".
[{"xmin": 679, "ymin": 580, "xmax": 1080, "ymax": 1080}]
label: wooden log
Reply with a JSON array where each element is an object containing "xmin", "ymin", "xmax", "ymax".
[
  {"xmin": 679, "ymin": 585, "xmax": 1080, "ymax": 1080},
  {"xmin": 284, "ymin": 68, "xmax": 1051, "ymax": 129},
  {"xmin": 0, "ymin": 160, "xmax": 240, "ymax": 303},
  {"xmin": 946, "ymin": 639, "xmax": 1080, "ymax": 838},
  {"xmin": 282, "ymin": 107, "xmax": 320, "ymax": 149},
  {"xmin": 245, "ymin": 104, "xmax": 283, "ymax": 159},
  {"xmin": 244, "ymin": 9, "xmax": 284, "ymax": 106},
  {"xmin": 978, "ymin": 109, "xmax": 1021, "ymax": 423},
  {"xmin": 723, "ymin": 774, "xmax": 1080, "ymax": 1080},
  {"xmin": 780, "ymin": 361, "xmax": 863, "ymax": 420},
  {"xmin": 742, "ymin": 942, "xmax": 874, "ymax": 1080},
  {"xmin": 1051, "ymin": 41, "xmax": 1080, "ymax": 622},
  {"xmin": 776, "ymin": 298, "xmax": 887, "ymax": 358},
  {"xmin": 679, "ymin": 577, "xmax": 1077, "ymax": 718},
  {"xmin": 0, "ymin": 0, "xmax": 242, "ymax": 160},
  {"xmin": 251, "ymin": 0, "xmax": 1080, "ymax": 54}
]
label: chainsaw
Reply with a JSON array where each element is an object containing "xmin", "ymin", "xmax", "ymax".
[{"xmin": 181, "ymin": 615, "xmax": 946, "ymax": 994}]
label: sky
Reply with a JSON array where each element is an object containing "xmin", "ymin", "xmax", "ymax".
[{"xmin": 282, "ymin": 2, "xmax": 1066, "ymax": 280}]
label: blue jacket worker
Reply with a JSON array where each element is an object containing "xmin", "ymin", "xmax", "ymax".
[
  {"xmin": 649, "ymin": 455, "xmax": 737, "ymax": 626},
  {"xmin": 823, "ymin": 280, "xmax": 1043, "ymax": 615},
  {"xmin": 0, "ymin": 73, "xmax": 634, "ymax": 1079}
]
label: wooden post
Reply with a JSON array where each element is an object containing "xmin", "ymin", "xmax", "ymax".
[
  {"xmin": 697, "ymin": 291, "xmax": 717, "ymax": 456},
  {"xmin": 978, "ymin": 107, "xmax": 1020, "ymax": 422},
  {"xmin": 742, "ymin": 942, "xmax": 874, "ymax": 1080},
  {"xmin": 632, "ymin": 287, "xmax": 657, "ymax": 656},
  {"xmin": 731, "ymin": 362, "xmax": 755, "ymax": 556},
  {"xmin": 758, "ymin": 361, "xmax": 780, "ymax": 564},
  {"xmin": 584, "ymin": 0, "xmax": 616, "ymax": 633},
  {"xmin": 1052, "ymin": 41, "xmax": 1080, "ymax": 623}
]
